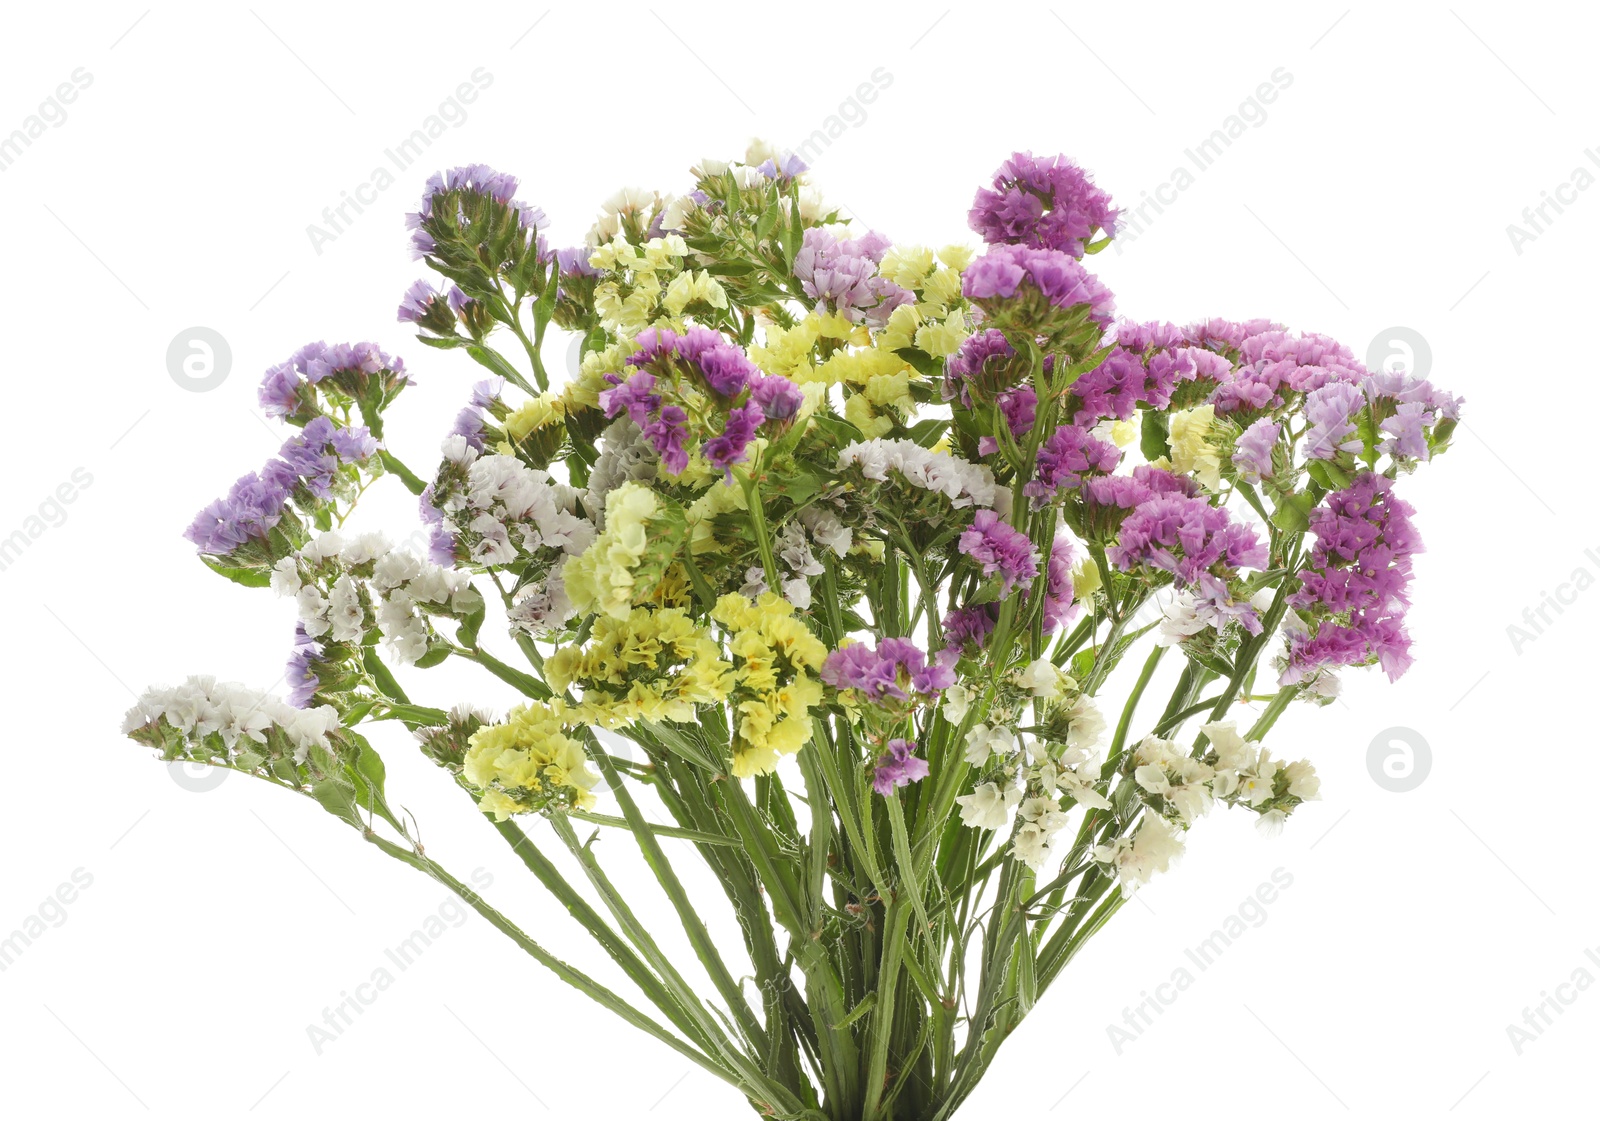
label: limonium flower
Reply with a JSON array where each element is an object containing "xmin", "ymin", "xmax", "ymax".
[
  {"xmin": 462, "ymin": 700, "xmax": 599, "ymax": 821},
  {"xmin": 872, "ymin": 739, "xmax": 930, "ymax": 795},
  {"xmin": 962, "ymin": 243, "xmax": 1116, "ymax": 326},
  {"xmin": 958, "ymin": 510, "xmax": 1040, "ymax": 592},
  {"xmin": 1024, "ymin": 424, "xmax": 1121, "ymax": 503},
  {"xmin": 1232, "ymin": 417, "xmax": 1281, "ymax": 483},
  {"xmin": 1108, "ymin": 493, "xmax": 1266, "ymax": 585},
  {"xmin": 822, "ymin": 638, "xmax": 955, "ymax": 705},
  {"xmin": 968, "ymin": 150, "xmax": 1118, "ymax": 256},
  {"xmin": 1282, "ymin": 472, "xmax": 1420, "ymax": 684}
]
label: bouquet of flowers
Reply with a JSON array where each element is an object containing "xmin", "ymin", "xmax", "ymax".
[{"xmin": 124, "ymin": 143, "xmax": 1459, "ymax": 1120}]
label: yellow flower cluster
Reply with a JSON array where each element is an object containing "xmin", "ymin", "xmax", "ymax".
[
  {"xmin": 463, "ymin": 700, "xmax": 599, "ymax": 821},
  {"xmin": 589, "ymin": 233, "xmax": 728, "ymax": 336},
  {"xmin": 503, "ymin": 393, "xmax": 565, "ymax": 445},
  {"xmin": 878, "ymin": 244, "xmax": 975, "ymax": 360},
  {"xmin": 546, "ymin": 606, "xmax": 733, "ymax": 728},
  {"xmin": 1165, "ymin": 404, "xmax": 1224, "ymax": 490},
  {"xmin": 711, "ymin": 593, "xmax": 827, "ymax": 778},
  {"xmin": 564, "ymin": 482, "xmax": 678, "ymax": 620}
]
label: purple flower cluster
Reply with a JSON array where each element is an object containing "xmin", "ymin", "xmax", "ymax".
[
  {"xmin": 945, "ymin": 329, "xmax": 1022, "ymax": 403},
  {"xmin": 962, "ymin": 244, "xmax": 1116, "ymax": 326},
  {"xmin": 750, "ymin": 374, "xmax": 805, "ymax": 425},
  {"xmin": 627, "ymin": 326, "xmax": 758, "ymax": 399},
  {"xmin": 1108, "ymin": 494, "xmax": 1266, "ymax": 585},
  {"xmin": 601, "ymin": 371, "xmax": 690, "ymax": 474},
  {"xmin": 448, "ymin": 378, "xmax": 505, "ymax": 451},
  {"xmin": 419, "ymin": 485, "xmax": 457, "ymax": 566},
  {"xmin": 976, "ymin": 387, "xmax": 1039, "ymax": 457},
  {"xmin": 793, "ymin": 227, "xmax": 911, "ymax": 326},
  {"xmin": 286, "ymin": 623, "xmax": 324, "ymax": 708},
  {"xmin": 406, "ymin": 163, "xmax": 548, "ymax": 259},
  {"xmin": 1067, "ymin": 321, "xmax": 1210, "ymax": 423},
  {"xmin": 821, "ymin": 638, "xmax": 956, "ymax": 705},
  {"xmin": 872, "ymin": 738, "xmax": 930, "ymax": 796},
  {"xmin": 1364, "ymin": 370, "xmax": 1462, "ymax": 462},
  {"xmin": 259, "ymin": 340, "xmax": 408, "ymax": 419},
  {"xmin": 1023, "ymin": 424, "xmax": 1121, "ymax": 503},
  {"xmin": 1082, "ymin": 465, "xmax": 1198, "ymax": 512},
  {"xmin": 1232, "ymin": 417, "xmax": 1281, "ymax": 483},
  {"xmin": 1208, "ymin": 330, "xmax": 1365, "ymax": 415},
  {"xmin": 702, "ymin": 401, "xmax": 764, "ymax": 474},
  {"xmin": 958, "ymin": 510, "xmax": 1040, "ymax": 592},
  {"xmin": 1283, "ymin": 473, "xmax": 1420, "ymax": 683},
  {"xmin": 943, "ymin": 604, "xmax": 998, "ymax": 652},
  {"xmin": 185, "ymin": 419, "xmax": 377, "ymax": 555},
  {"xmin": 968, "ymin": 151, "xmax": 1118, "ymax": 257},
  {"xmin": 1042, "ymin": 537, "xmax": 1079, "ymax": 633}
]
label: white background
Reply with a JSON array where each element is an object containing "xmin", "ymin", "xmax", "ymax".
[{"xmin": 0, "ymin": 3, "xmax": 1592, "ymax": 1117}]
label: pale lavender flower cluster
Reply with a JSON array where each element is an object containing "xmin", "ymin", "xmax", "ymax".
[
  {"xmin": 1108, "ymin": 494, "xmax": 1266, "ymax": 585},
  {"xmin": 962, "ymin": 244, "xmax": 1116, "ymax": 326},
  {"xmin": 406, "ymin": 163, "xmax": 548, "ymax": 259},
  {"xmin": 793, "ymin": 227, "xmax": 911, "ymax": 326},
  {"xmin": 872, "ymin": 738, "xmax": 930, "ymax": 795},
  {"xmin": 968, "ymin": 151, "xmax": 1118, "ymax": 257},
  {"xmin": 1042, "ymin": 537, "xmax": 1079, "ymax": 632},
  {"xmin": 285, "ymin": 623, "xmax": 325, "ymax": 708},
  {"xmin": 1232, "ymin": 417, "xmax": 1281, "ymax": 483},
  {"xmin": 185, "ymin": 418, "xmax": 378, "ymax": 555},
  {"xmin": 1283, "ymin": 473, "xmax": 1420, "ymax": 683},
  {"xmin": 448, "ymin": 378, "xmax": 506, "ymax": 451},
  {"xmin": 821, "ymin": 638, "xmax": 956, "ymax": 705},
  {"xmin": 259, "ymin": 340, "xmax": 408, "ymax": 419},
  {"xmin": 958, "ymin": 510, "xmax": 1040, "ymax": 592}
]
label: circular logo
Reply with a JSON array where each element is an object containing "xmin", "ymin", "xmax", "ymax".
[
  {"xmin": 166, "ymin": 327, "xmax": 232, "ymax": 392},
  {"xmin": 566, "ymin": 334, "xmax": 586, "ymax": 379},
  {"xmin": 168, "ymin": 760, "xmax": 228, "ymax": 793},
  {"xmin": 1365, "ymin": 327, "xmax": 1431, "ymax": 380},
  {"xmin": 1366, "ymin": 726, "xmax": 1431, "ymax": 793}
]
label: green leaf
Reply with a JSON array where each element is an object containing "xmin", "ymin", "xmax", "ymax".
[
  {"xmin": 1271, "ymin": 490, "xmax": 1317, "ymax": 533},
  {"xmin": 1305, "ymin": 459, "xmax": 1351, "ymax": 492},
  {"xmin": 200, "ymin": 556, "xmax": 272, "ymax": 587},
  {"xmin": 415, "ymin": 333, "xmax": 467, "ymax": 350},
  {"xmin": 833, "ymin": 992, "xmax": 877, "ymax": 1030},
  {"xmin": 413, "ymin": 644, "xmax": 452, "ymax": 669},
  {"xmin": 1140, "ymin": 409, "xmax": 1170, "ymax": 463},
  {"xmin": 465, "ymin": 344, "xmax": 535, "ymax": 394}
]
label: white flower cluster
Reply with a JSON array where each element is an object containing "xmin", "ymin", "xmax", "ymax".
[
  {"xmin": 1091, "ymin": 817, "xmax": 1186, "ymax": 889},
  {"xmin": 122, "ymin": 675, "xmax": 340, "ymax": 765},
  {"xmin": 438, "ymin": 443, "xmax": 594, "ymax": 567},
  {"xmin": 508, "ymin": 574, "xmax": 575, "ymax": 639},
  {"xmin": 273, "ymin": 530, "xmax": 477, "ymax": 664},
  {"xmin": 1129, "ymin": 721, "xmax": 1320, "ymax": 834},
  {"xmin": 740, "ymin": 516, "xmax": 839, "ymax": 610},
  {"xmin": 837, "ymin": 439, "xmax": 1006, "ymax": 511},
  {"xmin": 954, "ymin": 685, "xmax": 1111, "ymax": 872},
  {"xmin": 583, "ymin": 417, "xmax": 658, "ymax": 529}
]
